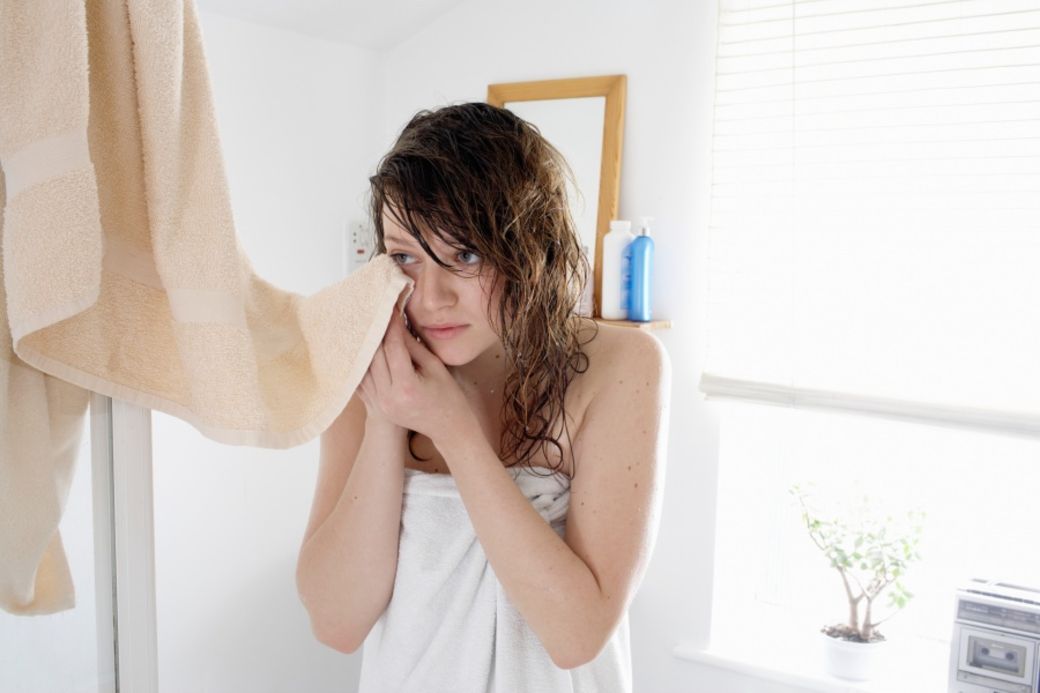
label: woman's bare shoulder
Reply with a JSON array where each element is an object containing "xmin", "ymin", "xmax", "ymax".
[
  {"xmin": 579, "ymin": 320, "xmax": 666, "ymax": 398},
  {"xmin": 565, "ymin": 320, "xmax": 669, "ymax": 473},
  {"xmin": 564, "ymin": 320, "xmax": 667, "ymax": 447}
]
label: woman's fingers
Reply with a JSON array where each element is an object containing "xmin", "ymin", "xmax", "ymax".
[
  {"xmin": 369, "ymin": 339, "xmax": 393, "ymax": 392},
  {"xmin": 401, "ymin": 326, "xmax": 439, "ymax": 373},
  {"xmin": 383, "ymin": 311, "xmax": 417, "ymax": 382}
]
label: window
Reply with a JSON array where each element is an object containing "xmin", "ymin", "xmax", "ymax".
[
  {"xmin": 701, "ymin": 0, "xmax": 1040, "ymax": 667},
  {"xmin": 711, "ymin": 402, "xmax": 1040, "ymax": 646}
]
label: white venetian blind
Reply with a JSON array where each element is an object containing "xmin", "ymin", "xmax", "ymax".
[{"xmin": 700, "ymin": 0, "xmax": 1040, "ymax": 435}]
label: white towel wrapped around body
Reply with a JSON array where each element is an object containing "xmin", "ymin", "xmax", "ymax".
[{"xmin": 357, "ymin": 467, "xmax": 632, "ymax": 693}]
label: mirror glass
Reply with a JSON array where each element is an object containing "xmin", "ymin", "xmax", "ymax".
[{"xmin": 503, "ymin": 97, "xmax": 605, "ymax": 264}]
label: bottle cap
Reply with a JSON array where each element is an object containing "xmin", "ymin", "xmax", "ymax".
[
  {"xmin": 609, "ymin": 220, "xmax": 631, "ymax": 233},
  {"xmin": 639, "ymin": 217, "xmax": 654, "ymax": 236}
]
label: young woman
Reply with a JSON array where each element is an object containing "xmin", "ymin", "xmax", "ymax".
[{"xmin": 295, "ymin": 102, "xmax": 670, "ymax": 692}]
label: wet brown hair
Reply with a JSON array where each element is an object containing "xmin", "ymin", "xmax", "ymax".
[{"xmin": 368, "ymin": 102, "xmax": 598, "ymax": 480}]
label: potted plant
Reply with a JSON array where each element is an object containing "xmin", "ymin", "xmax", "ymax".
[{"xmin": 789, "ymin": 483, "xmax": 925, "ymax": 681}]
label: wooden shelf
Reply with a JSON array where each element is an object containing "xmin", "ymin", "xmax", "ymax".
[{"xmin": 592, "ymin": 317, "xmax": 672, "ymax": 331}]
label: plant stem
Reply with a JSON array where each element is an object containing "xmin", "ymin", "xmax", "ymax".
[{"xmin": 839, "ymin": 568, "xmax": 862, "ymax": 632}]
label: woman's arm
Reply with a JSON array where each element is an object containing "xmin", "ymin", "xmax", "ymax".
[
  {"xmin": 434, "ymin": 330, "xmax": 671, "ymax": 670},
  {"xmin": 296, "ymin": 409, "xmax": 407, "ymax": 653}
]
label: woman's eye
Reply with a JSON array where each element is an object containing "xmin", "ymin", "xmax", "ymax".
[{"xmin": 389, "ymin": 250, "xmax": 479, "ymax": 268}]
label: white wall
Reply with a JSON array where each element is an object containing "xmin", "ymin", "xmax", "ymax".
[
  {"xmin": 378, "ymin": 1, "xmax": 729, "ymax": 691},
  {"xmin": 199, "ymin": 10, "xmax": 381, "ymax": 292},
  {"xmin": 149, "ymin": 11, "xmax": 379, "ymax": 692}
]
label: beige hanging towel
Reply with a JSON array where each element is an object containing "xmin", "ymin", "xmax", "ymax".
[{"xmin": 0, "ymin": 0, "xmax": 414, "ymax": 615}]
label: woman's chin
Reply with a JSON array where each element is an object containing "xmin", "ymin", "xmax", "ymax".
[
  {"xmin": 421, "ymin": 341, "xmax": 462, "ymax": 365},
  {"xmin": 433, "ymin": 351, "xmax": 468, "ymax": 367}
]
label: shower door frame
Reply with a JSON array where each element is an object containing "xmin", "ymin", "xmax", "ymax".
[{"xmin": 90, "ymin": 394, "xmax": 158, "ymax": 692}]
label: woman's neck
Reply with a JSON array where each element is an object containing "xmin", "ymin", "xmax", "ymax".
[{"xmin": 450, "ymin": 342, "xmax": 513, "ymax": 399}]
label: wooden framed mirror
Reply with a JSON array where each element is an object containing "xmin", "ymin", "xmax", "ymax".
[{"xmin": 487, "ymin": 75, "xmax": 626, "ymax": 322}]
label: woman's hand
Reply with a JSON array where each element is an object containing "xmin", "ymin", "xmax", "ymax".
[{"xmin": 357, "ymin": 309, "xmax": 476, "ymax": 442}]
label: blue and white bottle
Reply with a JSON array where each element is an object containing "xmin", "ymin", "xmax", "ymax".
[{"xmin": 627, "ymin": 217, "xmax": 655, "ymax": 321}]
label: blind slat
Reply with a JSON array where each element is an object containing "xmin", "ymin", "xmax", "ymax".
[
  {"xmin": 698, "ymin": 373, "xmax": 1040, "ymax": 438},
  {"xmin": 720, "ymin": 5, "xmax": 1039, "ymax": 45},
  {"xmin": 718, "ymin": 42, "xmax": 1040, "ymax": 76},
  {"xmin": 720, "ymin": 0, "xmax": 993, "ymax": 26},
  {"xmin": 720, "ymin": 26, "xmax": 1040, "ymax": 59}
]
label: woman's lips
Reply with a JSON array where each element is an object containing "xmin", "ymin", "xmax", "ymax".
[{"xmin": 423, "ymin": 324, "xmax": 469, "ymax": 340}]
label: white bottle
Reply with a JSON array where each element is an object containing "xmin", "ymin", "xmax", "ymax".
[{"xmin": 600, "ymin": 220, "xmax": 634, "ymax": 320}]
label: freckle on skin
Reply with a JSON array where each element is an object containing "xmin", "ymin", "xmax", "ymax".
[
  {"xmin": 634, "ymin": 483, "xmax": 639, "ymax": 488},
  {"xmin": 627, "ymin": 465, "xmax": 631, "ymax": 471}
]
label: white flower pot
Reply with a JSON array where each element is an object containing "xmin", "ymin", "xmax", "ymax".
[{"xmin": 819, "ymin": 630, "xmax": 889, "ymax": 681}]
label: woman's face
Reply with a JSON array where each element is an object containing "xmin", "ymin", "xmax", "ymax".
[{"xmin": 382, "ymin": 210, "xmax": 503, "ymax": 367}]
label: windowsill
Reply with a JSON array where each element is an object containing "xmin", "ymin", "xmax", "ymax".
[{"xmin": 673, "ymin": 630, "xmax": 950, "ymax": 693}]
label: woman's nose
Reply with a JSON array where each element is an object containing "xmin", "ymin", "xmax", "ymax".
[{"xmin": 415, "ymin": 262, "xmax": 458, "ymax": 311}]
